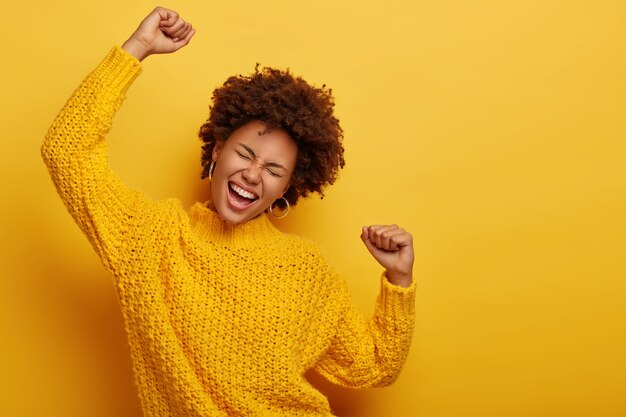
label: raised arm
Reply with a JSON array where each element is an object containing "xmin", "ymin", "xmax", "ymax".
[
  {"xmin": 314, "ymin": 225, "xmax": 416, "ymax": 387},
  {"xmin": 41, "ymin": 8, "xmax": 195, "ymax": 271},
  {"xmin": 314, "ymin": 272, "xmax": 416, "ymax": 388}
]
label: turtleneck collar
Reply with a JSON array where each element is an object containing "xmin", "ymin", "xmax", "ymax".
[{"xmin": 188, "ymin": 201, "xmax": 283, "ymax": 249}]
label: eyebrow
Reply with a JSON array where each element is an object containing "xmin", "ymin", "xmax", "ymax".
[{"xmin": 237, "ymin": 143, "xmax": 288, "ymax": 171}]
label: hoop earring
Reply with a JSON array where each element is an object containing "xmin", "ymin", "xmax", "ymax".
[
  {"xmin": 269, "ymin": 197, "xmax": 290, "ymax": 219},
  {"xmin": 208, "ymin": 161, "xmax": 216, "ymax": 182}
]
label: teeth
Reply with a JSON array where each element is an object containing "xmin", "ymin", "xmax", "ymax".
[{"xmin": 230, "ymin": 183, "xmax": 257, "ymax": 200}]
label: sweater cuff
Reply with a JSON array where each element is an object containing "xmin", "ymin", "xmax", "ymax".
[
  {"xmin": 90, "ymin": 46, "xmax": 142, "ymax": 97},
  {"xmin": 375, "ymin": 272, "xmax": 416, "ymax": 329}
]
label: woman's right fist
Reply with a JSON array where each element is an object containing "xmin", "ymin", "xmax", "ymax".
[{"xmin": 122, "ymin": 7, "xmax": 196, "ymax": 61}]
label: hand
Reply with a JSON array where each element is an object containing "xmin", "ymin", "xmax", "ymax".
[
  {"xmin": 360, "ymin": 225, "xmax": 414, "ymax": 287},
  {"xmin": 121, "ymin": 7, "xmax": 196, "ymax": 61}
]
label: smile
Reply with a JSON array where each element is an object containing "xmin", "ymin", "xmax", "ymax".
[{"xmin": 227, "ymin": 181, "xmax": 259, "ymax": 211}]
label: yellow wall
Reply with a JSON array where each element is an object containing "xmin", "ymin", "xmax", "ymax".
[{"xmin": 1, "ymin": 0, "xmax": 625, "ymax": 416}]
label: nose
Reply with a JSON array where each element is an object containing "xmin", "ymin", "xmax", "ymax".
[{"xmin": 242, "ymin": 161, "xmax": 263, "ymax": 184}]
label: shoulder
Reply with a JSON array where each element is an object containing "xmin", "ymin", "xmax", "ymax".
[
  {"xmin": 124, "ymin": 196, "xmax": 187, "ymax": 239},
  {"xmin": 276, "ymin": 233, "xmax": 328, "ymax": 264},
  {"xmin": 276, "ymin": 233, "xmax": 348, "ymax": 290},
  {"xmin": 136, "ymin": 196, "xmax": 186, "ymax": 222}
]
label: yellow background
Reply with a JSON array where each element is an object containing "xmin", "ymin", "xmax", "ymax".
[{"xmin": 1, "ymin": 0, "xmax": 625, "ymax": 416}]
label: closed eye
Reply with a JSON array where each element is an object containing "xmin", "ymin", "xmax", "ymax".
[
  {"xmin": 235, "ymin": 151, "xmax": 251, "ymax": 160},
  {"xmin": 266, "ymin": 169, "xmax": 282, "ymax": 177}
]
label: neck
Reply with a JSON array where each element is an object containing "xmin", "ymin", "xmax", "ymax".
[{"xmin": 188, "ymin": 201, "xmax": 282, "ymax": 249}]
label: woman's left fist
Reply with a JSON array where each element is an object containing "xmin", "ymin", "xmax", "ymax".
[{"xmin": 360, "ymin": 224, "xmax": 414, "ymax": 288}]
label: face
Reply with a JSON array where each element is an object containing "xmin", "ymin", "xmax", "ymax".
[{"xmin": 209, "ymin": 120, "xmax": 298, "ymax": 225}]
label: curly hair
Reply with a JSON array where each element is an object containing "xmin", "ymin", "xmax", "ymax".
[{"xmin": 198, "ymin": 65, "xmax": 345, "ymax": 210}]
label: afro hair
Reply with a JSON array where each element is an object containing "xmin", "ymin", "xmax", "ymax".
[{"xmin": 198, "ymin": 65, "xmax": 345, "ymax": 209}]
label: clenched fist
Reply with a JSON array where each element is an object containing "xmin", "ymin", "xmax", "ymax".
[
  {"xmin": 122, "ymin": 7, "xmax": 196, "ymax": 61},
  {"xmin": 361, "ymin": 224, "xmax": 414, "ymax": 288}
]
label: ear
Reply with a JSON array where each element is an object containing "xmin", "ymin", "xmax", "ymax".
[
  {"xmin": 212, "ymin": 141, "xmax": 224, "ymax": 161},
  {"xmin": 280, "ymin": 183, "xmax": 291, "ymax": 195}
]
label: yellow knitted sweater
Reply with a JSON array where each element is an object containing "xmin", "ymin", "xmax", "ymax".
[{"xmin": 41, "ymin": 47, "xmax": 416, "ymax": 417}]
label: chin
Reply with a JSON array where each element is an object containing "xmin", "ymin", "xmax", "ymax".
[{"xmin": 221, "ymin": 212, "xmax": 249, "ymax": 225}]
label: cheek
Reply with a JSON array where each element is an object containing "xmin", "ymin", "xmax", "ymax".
[
  {"xmin": 266, "ymin": 176, "xmax": 290, "ymax": 197},
  {"xmin": 215, "ymin": 156, "xmax": 243, "ymax": 178}
]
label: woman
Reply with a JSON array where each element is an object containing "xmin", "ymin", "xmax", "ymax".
[{"xmin": 42, "ymin": 7, "xmax": 416, "ymax": 417}]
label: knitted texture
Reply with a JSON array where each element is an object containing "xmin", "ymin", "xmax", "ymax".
[{"xmin": 41, "ymin": 46, "xmax": 417, "ymax": 417}]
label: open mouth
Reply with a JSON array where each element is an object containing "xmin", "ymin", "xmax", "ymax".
[{"xmin": 227, "ymin": 181, "xmax": 259, "ymax": 210}]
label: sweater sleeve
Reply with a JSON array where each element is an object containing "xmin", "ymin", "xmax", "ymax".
[
  {"xmin": 314, "ymin": 273, "xmax": 416, "ymax": 388},
  {"xmin": 41, "ymin": 46, "xmax": 158, "ymax": 272}
]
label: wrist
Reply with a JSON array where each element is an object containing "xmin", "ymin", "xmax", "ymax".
[
  {"xmin": 385, "ymin": 270, "xmax": 413, "ymax": 288},
  {"xmin": 121, "ymin": 38, "xmax": 150, "ymax": 62}
]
